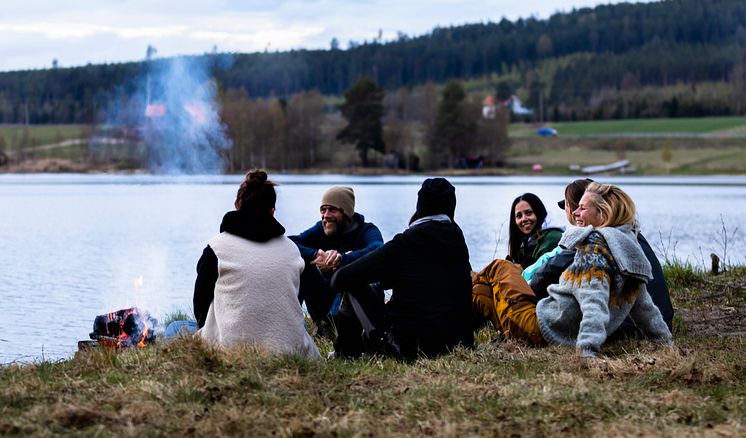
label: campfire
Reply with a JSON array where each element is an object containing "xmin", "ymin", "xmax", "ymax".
[{"xmin": 81, "ymin": 307, "xmax": 158, "ymax": 349}]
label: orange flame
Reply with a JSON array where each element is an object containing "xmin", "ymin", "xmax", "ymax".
[{"xmin": 95, "ymin": 307, "xmax": 154, "ymax": 349}]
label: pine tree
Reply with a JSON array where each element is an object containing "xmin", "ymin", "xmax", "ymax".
[
  {"xmin": 428, "ymin": 81, "xmax": 476, "ymax": 168},
  {"xmin": 337, "ymin": 77, "xmax": 385, "ymax": 167}
]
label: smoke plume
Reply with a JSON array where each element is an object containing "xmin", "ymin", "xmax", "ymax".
[{"xmin": 95, "ymin": 55, "xmax": 232, "ymax": 174}]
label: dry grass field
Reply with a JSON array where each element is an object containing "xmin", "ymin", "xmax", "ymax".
[{"xmin": 1, "ymin": 267, "xmax": 744, "ymax": 436}]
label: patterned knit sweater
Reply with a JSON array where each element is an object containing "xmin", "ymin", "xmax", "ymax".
[{"xmin": 536, "ymin": 224, "xmax": 672, "ymax": 357}]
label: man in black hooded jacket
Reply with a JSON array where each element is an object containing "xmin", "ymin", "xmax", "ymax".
[{"xmin": 331, "ymin": 178, "xmax": 474, "ymax": 359}]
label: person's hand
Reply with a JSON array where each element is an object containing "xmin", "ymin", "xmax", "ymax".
[
  {"xmin": 324, "ymin": 250, "xmax": 342, "ymax": 270},
  {"xmin": 311, "ymin": 249, "xmax": 328, "ymax": 269},
  {"xmin": 311, "ymin": 249, "xmax": 337, "ymax": 273}
]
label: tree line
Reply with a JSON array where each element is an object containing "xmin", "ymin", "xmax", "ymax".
[
  {"xmin": 1, "ymin": 0, "xmax": 746, "ymax": 125},
  {"xmin": 218, "ymin": 78, "xmax": 509, "ymax": 172}
]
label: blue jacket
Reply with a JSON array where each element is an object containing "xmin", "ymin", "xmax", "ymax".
[{"xmin": 289, "ymin": 213, "xmax": 383, "ymax": 269}]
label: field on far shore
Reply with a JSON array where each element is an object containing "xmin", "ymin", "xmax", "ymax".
[
  {"xmin": 508, "ymin": 116, "xmax": 746, "ymax": 174},
  {"xmin": 0, "ymin": 124, "xmax": 89, "ymax": 150},
  {"xmin": 2, "ymin": 118, "xmax": 746, "ymax": 175},
  {"xmin": 509, "ymin": 115, "xmax": 746, "ymax": 136},
  {"xmin": 1, "ymin": 266, "xmax": 744, "ymax": 436}
]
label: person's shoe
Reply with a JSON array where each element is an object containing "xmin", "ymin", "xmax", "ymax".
[
  {"xmin": 315, "ymin": 319, "xmax": 336, "ymax": 341},
  {"xmin": 369, "ymin": 330, "xmax": 402, "ymax": 358}
]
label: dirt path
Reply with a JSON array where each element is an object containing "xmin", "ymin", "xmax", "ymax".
[{"xmin": 674, "ymin": 268, "xmax": 746, "ymax": 337}]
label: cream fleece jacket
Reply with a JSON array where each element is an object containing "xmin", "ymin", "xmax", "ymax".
[{"xmin": 197, "ymin": 232, "xmax": 321, "ymax": 360}]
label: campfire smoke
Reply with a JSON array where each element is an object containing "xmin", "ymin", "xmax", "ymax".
[
  {"xmin": 91, "ymin": 54, "xmax": 233, "ymax": 174},
  {"xmin": 139, "ymin": 57, "xmax": 232, "ymax": 174}
]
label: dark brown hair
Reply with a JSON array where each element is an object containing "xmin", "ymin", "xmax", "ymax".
[
  {"xmin": 508, "ymin": 193, "xmax": 548, "ymax": 262},
  {"xmin": 564, "ymin": 178, "xmax": 594, "ymax": 223},
  {"xmin": 235, "ymin": 169, "xmax": 277, "ymax": 214}
]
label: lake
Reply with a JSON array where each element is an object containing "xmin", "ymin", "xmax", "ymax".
[{"xmin": 2, "ymin": 173, "xmax": 745, "ymax": 364}]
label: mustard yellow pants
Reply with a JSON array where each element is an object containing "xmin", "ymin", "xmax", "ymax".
[{"xmin": 472, "ymin": 259, "xmax": 546, "ymax": 346}]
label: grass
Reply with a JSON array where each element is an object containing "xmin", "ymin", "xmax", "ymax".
[
  {"xmin": 160, "ymin": 309, "xmax": 194, "ymax": 328},
  {"xmin": 0, "ymin": 124, "xmax": 89, "ymax": 152},
  {"xmin": 3, "ymin": 118, "xmax": 746, "ymax": 175},
  {"xmin": 1, "ymin": 268, "xmax": 745, "ymax": 435},
  {"xmin": 662, "ymin": 260, "xmax": 706, "ymax": 291},
  {"xmin": 509, "ymin": 116, "xmax": 746, "ymax": 136},
  {"xmin": 506, "ymin": 137, "xmax": 746, "ymax": 175}
]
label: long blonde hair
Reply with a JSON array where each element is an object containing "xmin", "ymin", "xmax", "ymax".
[{"xmin": 584, "ymin": 182, "xmax": 637, "ymax": 228}]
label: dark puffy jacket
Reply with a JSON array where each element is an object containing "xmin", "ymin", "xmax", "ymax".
[{"xmin": 332, "ymin": 220, "xmax": 474, "ymax": 356}]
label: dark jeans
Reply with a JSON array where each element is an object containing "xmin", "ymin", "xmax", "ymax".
[
  {"xmin": 338, "ymin": 286, "xmax": 470, "ymax": 360},
  {"xmin": 298, "ymin": 267, "xmax": 341, "ymax": 325},
  {"xmin": 333, "ymin": 283, "xmax": 386, "ymax": 358}
]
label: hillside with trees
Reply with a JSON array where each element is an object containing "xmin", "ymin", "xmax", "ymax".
[
  {"xmin": 1, "ymin": 0, "xmax": 745, "ymax": 172},
  {"xmin": 2, "ymin": 0, "xmax": 745, "ymax": 124}
]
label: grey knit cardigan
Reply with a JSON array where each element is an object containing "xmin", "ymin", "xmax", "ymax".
[{"xmin": 536, "ymin": 224, "xmax": 673, "ymax": 357}]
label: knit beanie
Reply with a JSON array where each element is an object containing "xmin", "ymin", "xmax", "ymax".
[
  {"xmin": 416, "ymin": 178, "xmax": 456, "ymax": 220},
  {"xmin": 321, "ymin": 186, "xmax": 355, "ymax": 220}
]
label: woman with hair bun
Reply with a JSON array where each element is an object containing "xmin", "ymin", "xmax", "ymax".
[{"xmin": 190, "ymin": 170, "xmax": 320, "ymax": 359}]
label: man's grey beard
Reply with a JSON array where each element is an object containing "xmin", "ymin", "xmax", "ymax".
[
  {"xmin": 323, "ymin": 218, "xmax": 348, "ymax": 236},
  {"xmin": 323, "ymin": 222, "xmax": 336, "ymax": 236}
]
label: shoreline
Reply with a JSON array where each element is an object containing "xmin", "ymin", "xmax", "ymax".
[{"xmin": 2, "ymin": 158, "xmax": 746, "ymax": 177}]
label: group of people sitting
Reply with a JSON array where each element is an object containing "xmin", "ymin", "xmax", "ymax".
[{"xmin": 167, "ymin": 170, "xmax": 673, "ymax": 362}]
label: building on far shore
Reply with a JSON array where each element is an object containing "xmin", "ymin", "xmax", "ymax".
[{"xmin": 482, "ymin": 95, "xmax": 533, "ymax": 119}]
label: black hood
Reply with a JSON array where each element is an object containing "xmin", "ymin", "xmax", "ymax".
[
  {"xmin": 340, "ymin": 212, "xmax": 364, "ymax": 235},
  {"xmin": 219, "ymin": 210, "xmax": 286, "ymax": 242},
  {"xmin": 403, "ymin": 220, "xmax": 469, "ymax": 261}
]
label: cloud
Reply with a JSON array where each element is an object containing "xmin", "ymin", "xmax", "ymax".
[
  {"xmin": 0, "ymin": 0, "xmax": 656, "ymax": 71},
  {"xmin": 0, "ymin": 23, "xmax": 188, "ymax": 40}
]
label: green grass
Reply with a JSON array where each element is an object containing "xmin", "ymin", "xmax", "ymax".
[
  {"xmin": 161, "ymin": 309, "xmax": 194, "ymax": 327},
  {"xmin": 0, "ymin": 124, "xmax": 89, "ymax": 152},
  {"xmin": 510, "ymin": 116, "xmax": 746, "ymax": 136},
  {"xmin": 663, "ymin": 261, "xmax": 706, "ymax": 291},
  {"xmin": 506, "ymin": 138, "xmax": 746, "ymax": 175}
]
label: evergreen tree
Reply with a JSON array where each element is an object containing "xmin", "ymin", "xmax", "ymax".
[
  {"xmin": 428, "ymin": 81, "xmax": 476, "ymax": 168},
  {"xmin": 476, "ymin": 104, "xmax": 510, "ymax": 166},
  {"xmin": 337, "ymin": 77, "xmax": 385, "ymax": 167}
]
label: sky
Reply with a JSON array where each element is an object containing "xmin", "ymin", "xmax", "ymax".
[{"xmin": 0, "ymin": 0, "xmax": 656, "ymax": 72}]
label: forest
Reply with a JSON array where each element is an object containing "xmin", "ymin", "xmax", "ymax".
[
  {"xmin": 2, "ymin": 0, "xmax": 746, "ymax": 123},
  {"xmin": 1, "ymin": 0, "xmax": 745, "ymax": 171}
]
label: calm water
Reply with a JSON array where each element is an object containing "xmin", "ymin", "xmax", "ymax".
[{"xmin": 2, "ymin": 173, "xmax": 745, "ymax": 363}]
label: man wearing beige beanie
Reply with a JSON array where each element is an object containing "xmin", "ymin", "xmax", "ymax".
[{"xmin": 289, "ymin": 186, "xmax": 384, "ymax": 339}]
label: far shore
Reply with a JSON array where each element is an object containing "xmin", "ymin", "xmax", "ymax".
[{"xmin": 3, "ymin": 157, "xmax": 746, "ymax": 177}]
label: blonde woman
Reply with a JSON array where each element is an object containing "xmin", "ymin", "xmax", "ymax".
[{"xmin": 482, "ymin": 182, "xmax": 672, "ymax": 358}]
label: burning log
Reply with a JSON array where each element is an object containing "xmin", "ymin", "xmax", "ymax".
[{"xmin": 88, "ymin": 307, "xmax": 158, "ymax": 348}]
